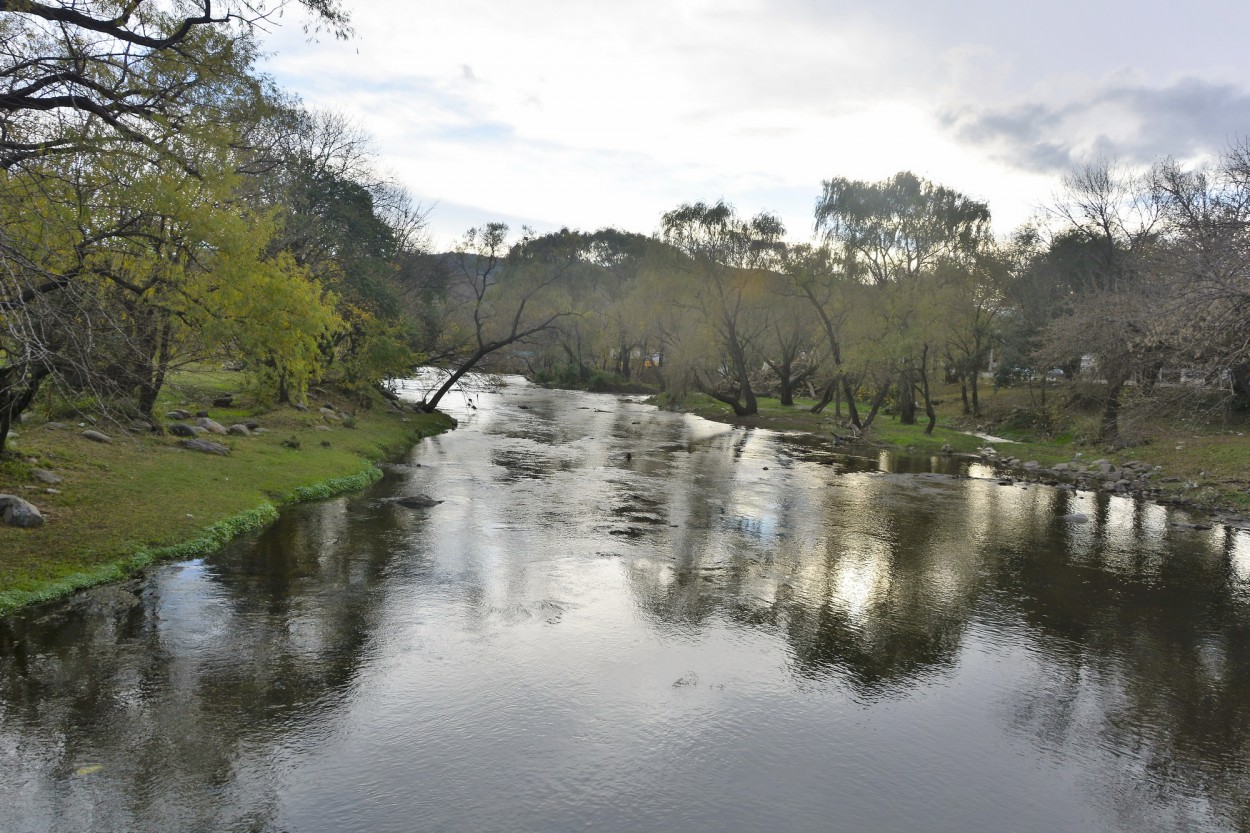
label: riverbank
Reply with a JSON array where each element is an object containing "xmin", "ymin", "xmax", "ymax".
[
  {"xmin": 658, "ymin": 386, "xmax": 1250, "ymax": 517},
  {"xmin": 0, "ymin": 376, "xmax": 455, "ymax": 615}
]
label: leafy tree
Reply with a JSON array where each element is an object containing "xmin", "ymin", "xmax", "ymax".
[
  {"xmin": 815, "ymin": 172, "xmax": 992, "ymax": 431},
  {"xmin": 660, "ymin": 200, "xmax": 784, "ymax": 416}
]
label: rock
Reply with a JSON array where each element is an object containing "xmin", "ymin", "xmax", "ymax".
[
  {"xmin": 319, "ymin": 407, "xmax": 340, "ymax": 420},
  {"xmin": 395, "ymin": 494, "xmax": 443, "ymax": 509},
  {"xmin": 43, "ymin": 421, "xmax": 68, "ymax": 430},
  {"xmin": 0, "ymin": 494, "xmax": 44, "ymax": 528},
  {"xmin": 81, "ymin": 429, "xmax": 111, "ymax": 443},
  {"xmin": 31, "ymin": 469, "xmax": 62, "ymax": 485},
  {"xmin": 245, "ymin": 421, "xmax": 260, "ymax": 430},
  {"xmin": 292, "ymin": 403, "xmax": 309, "ymax": 412},
  {"xmin": 177, "ymin": 438, "xmax": 230, "ymax": 456},
  {"xmin": 940, "ymin": 443, "xmax": 952, "ymax": 453},
  {"xmin": 127, "ymin": 420, "xmax": 153, "ymax": 433},
  {"xmin": 1052, "ymin": 463, "xmax": 1070, "ymax": 472},
  {"xmin": 195, "ymin": 417, "xmax": 228, "ymax": 435},
  {"xmin": 227, "ymin": 424, "xmax": 251, "ymax": 436},
  {"xmin": 1023, "ymin": 460, "xmax": 1040, "ymax": 469},
  {"xmin": 196, "ymin": 410, "xmax": 210, "ymax": 419},
  {"xmin": 314, "ymin": 425, "xmax": 332, "ymax": 432},
  {"xmin": 167, "ymin": 423, "xmax": 203, "ymax": 437},
  {"xmin": 212, "ymin": 395, "xmax": 234, "ymax": 407},
  {"xmin": 166, "ymin": 409, "xmax": 192, "ymax": 420}
]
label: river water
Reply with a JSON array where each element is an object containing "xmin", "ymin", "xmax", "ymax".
[{"xmin": 2, "ymin": 378, "xmax": 1249, "ymax": 833}]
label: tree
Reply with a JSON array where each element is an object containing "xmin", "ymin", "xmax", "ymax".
[
  {"xmin": 1, "ymin": 0, "xmax": 350, "ymax": 168},
  {"xmin": 418, "ymin": 224, "xmax": 575, "ymax": 411},
  {"xmin": 815, "ymin": 172, "xmax": 992, "ymax": 432},
  {"xmin": 1040, "ymin": 159, "xmax": 1162, "ymax": 441},
  {"xmin": 660, "ymin": 200, "xmax": 784, "ymax": 416},
  {"xmin": 1151, "ymin": 146, "xmax": 1250, "ymax": 408},
  {"xmin": 0, "ymin": 1, "xmax": 351, "ymax": 450}
]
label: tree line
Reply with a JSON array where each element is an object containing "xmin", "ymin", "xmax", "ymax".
[
  {"xmin": 432, "ymin": 157, "xmax": 1250, "ymax": 446},
  {"xmin": 0, "ymin": 0, "xmax": 442, "ymax": 452},
  {"xmin": 4, "ymin": 4, "xmax": 1247, "ymax": 455}
]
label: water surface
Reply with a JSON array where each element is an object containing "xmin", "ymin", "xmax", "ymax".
[{"xmin": 2, "ymin": 378, "xmax": 1249, "ymax": 832}]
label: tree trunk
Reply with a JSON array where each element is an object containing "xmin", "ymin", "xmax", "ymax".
[
  {"xmin": 960, "ymin": 378, "xmax": 970, "ymax": 415},
  {"xmin": 1099, "ymin": 377, "xmax": 1124, "ymax": 442},
  {"xmin": 0, "ymin": 368, "xmax": 47, "ymax": 455},
  {"xmin": 898, "ymin": 368, "xmax": 917, "ymax": 425},
  {"xmin": 778, "ymin": 372, "xmax": 794, "ymax": 406},
  {"xmin": 422, "ymin": 348, "xmax": 489, "ymax": 411},
  {"xmin": 841, "ymin": 376, "xmax": 862, "ymax": 428},
  {"xmin": 809, "ymin": 379, "xmax": 836, "ymax": 413},
  {"xmin": 859, "ymin": 381, "xmax": 892, "ymax": 432},
  {"xmin": 971, "ymin": 371, "xmax": 981, "ymax": 417},
  {"xmin": 920, "ymin": 345, "xmax": 936, "ymax": 435}
]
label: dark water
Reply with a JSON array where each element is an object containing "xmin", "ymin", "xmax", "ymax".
[{"xmin": 3, "ymin": 378, "xmax": 1249, "ymax": 833}]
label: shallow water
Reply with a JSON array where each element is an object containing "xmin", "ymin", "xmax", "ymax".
[{"xmin": 2, "ymin": 377, "xmax": 1249, "ymax": 833}]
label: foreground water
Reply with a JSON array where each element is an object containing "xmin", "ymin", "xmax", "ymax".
[{"xmin": 2, "ymin": 378, "xmax": 1249, "ymax": 833}]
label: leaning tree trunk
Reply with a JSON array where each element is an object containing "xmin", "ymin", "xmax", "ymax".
[
  {"xmin": 810, "ymin": 379, "xmax": 837, "ymax": 414},
  {"xmin": 858, "ymin": 381, "xmax": 891, "ymax": 432}
]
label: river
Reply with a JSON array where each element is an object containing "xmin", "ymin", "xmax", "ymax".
[{"xmin": 2, "ymin": 377, "xmax": 1249, "ymax": 833}]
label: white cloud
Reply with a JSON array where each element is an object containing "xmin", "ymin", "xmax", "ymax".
[{"xmin": 259, "ymin": 0, "xmax": 1250, "ymax": 247}]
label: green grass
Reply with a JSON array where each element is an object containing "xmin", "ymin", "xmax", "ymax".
[{"xmin": 0, "ymin": 376, "xmax": 454, "ymax": 614}]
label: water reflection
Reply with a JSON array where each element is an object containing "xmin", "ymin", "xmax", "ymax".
[{"xmin": 2, "ymin": 378, "xmax": 1248, "ymax": 833}]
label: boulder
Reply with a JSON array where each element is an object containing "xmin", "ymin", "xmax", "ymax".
[
  {"xmin": 212, "ymin": 395, "xmax": 234, "ymax": 407},
  {"xmin": 292, "ymin": 403, "xmax": 309, "ymax": 412},
  {"xmin": 31, "ymin": 469, "xmax": 62, "ymax": 485},
  {"xmin": 43, "ymin": 421, "xmax": 68, "ymax": 430},
  {"xmin": 195, "ymin": 410, "xmax": 210, "ymax": 418},
  {"xmin": 195, "ymin": 417, "xmax": 228, "ymax": 435},
  {"xmin": 0, "ymin": 494, "xmax": 45, "ymax": 528},
  {"xmin": 166, "ymin": 409, "xmax": 192, "ymax": 420},
  {"xmin": 127, "ymin": 420, "xmax": 153, "ymax": 433},
  {"xmin": 227, "ymin": 424, "xmax": 251, "ymax": 436},
  {"xmin": 319, "ymin": 407, "xmax": 341, "ymax": 420},
  {"xmin": 81, "ymin": 429, "xmax": 112, "ymax": 443},
  {"xmin": 177, "ymin": 438, "xmax": 230, "ymax": 456},
  {"xmin": 167, "ymin": 423, "xmax": 203, "ymax": 437}
]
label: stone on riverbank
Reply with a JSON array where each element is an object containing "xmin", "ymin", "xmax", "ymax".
[
  {"xmin": 81, "ymin": 429, "xmax": 111, "ymax": 443},
  {"xmin": 177, "ymin": 439, "xmax": 230, "ymax": 456},
  {"xmin": 0, "ymin": 494, "xmax": 45, "ymax": 528}
]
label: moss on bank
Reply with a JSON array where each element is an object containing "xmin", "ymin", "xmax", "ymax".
[{"xmin": 0, "ymin": 384, "xmax": 455, "ymax": 616}]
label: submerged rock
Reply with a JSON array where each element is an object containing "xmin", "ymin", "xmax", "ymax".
[
  {"xmin": 395, "ymin": 494, "xmax": 443, "ymax": 509},
  {"xmin": 1060, "ymin": 513, "xmax": 1089, "ymax": 524}
]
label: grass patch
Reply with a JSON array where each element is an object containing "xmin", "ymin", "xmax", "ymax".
[{"xmin": 0, "ymin": 377, "xmax": 455, "ymax": 615}]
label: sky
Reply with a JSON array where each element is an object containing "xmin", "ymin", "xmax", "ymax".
[{"xmin": 260, "ymin": 0, "xmax": 1250, "ymax": 249}]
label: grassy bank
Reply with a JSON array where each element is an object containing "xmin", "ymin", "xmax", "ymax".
[
  {"xmin": 0, "ymin": 374, "xmax": 454, "ymax": 615},
  {"xmin": 660, "ymin": 383, "xmax": 1250, "ymax": 514}
]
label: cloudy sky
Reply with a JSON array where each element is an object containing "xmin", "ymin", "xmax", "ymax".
[{"xmin": 261, "ymin": 0, "xmax": 1250, "ymax": 248}]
